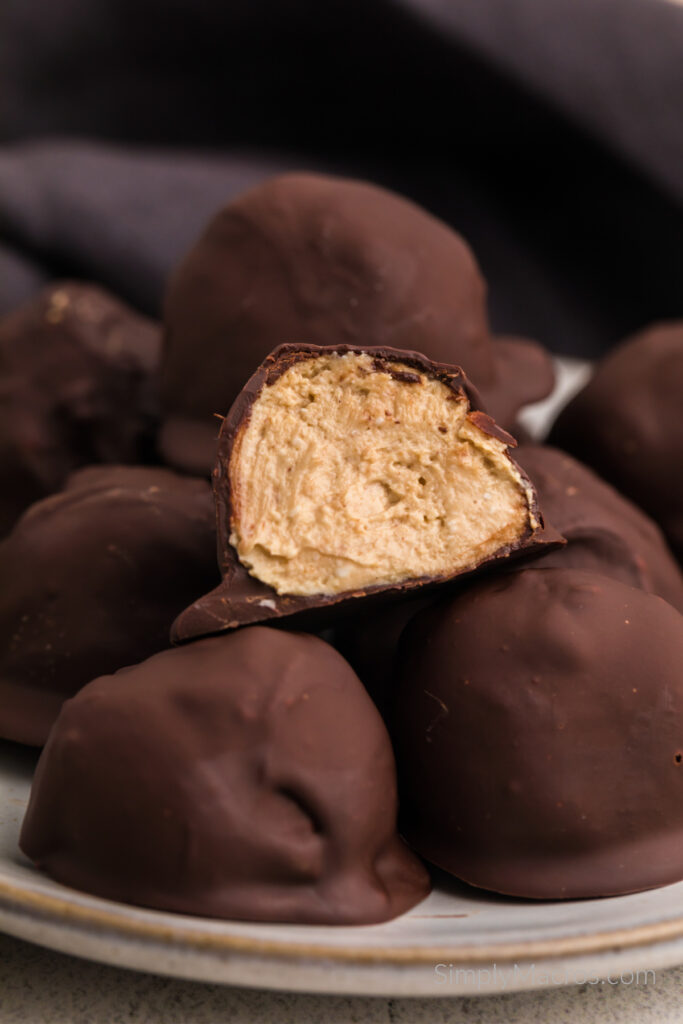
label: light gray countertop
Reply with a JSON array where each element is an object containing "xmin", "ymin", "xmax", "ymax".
[{"xmin": 1, "ymin": 933, "xmax": 681, "ymax": 1024}]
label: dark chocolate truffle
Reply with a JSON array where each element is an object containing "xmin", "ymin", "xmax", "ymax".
[
  {"xmin": 0, "ymin": 283, "xmax": 161, "ymax": 535},
  {"xmin": 517, "ymin": 444, "xmax": 683, "ymax": 611},
  {"xmin": 20, "ymin": 628, "xmax": 430, "ymax": 924},
  {"xmin": 172, "ymin": 343, "xmax": 548, "ymax": 641},
  {"xmin": 160, "ymin": 173, "xmax": 553, "ymax": 473},
  {"xmin": 393, "ymin": 567, "xmax": 683, "ymax": 899},
  {"xmin": 550, "ymin": 322, "xmax": 683, "ymax": 561},
  {"xmin": 0, "ymin": 466, "xmax": 219, "ymax": 746}
]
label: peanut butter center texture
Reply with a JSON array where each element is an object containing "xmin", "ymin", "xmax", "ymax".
[{"xmin": 229, "ymin": 352, "xmax": 534, "ymax": 596}]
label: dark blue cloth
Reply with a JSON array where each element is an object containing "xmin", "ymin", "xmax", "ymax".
[{"xmin": 1, "ymin": 0, "xmax": 681, "ymax": 356}]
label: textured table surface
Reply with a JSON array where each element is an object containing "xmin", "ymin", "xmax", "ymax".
[{"xmin": 0, "ymin": 933, "xmax": 682, "ymax": 1024}]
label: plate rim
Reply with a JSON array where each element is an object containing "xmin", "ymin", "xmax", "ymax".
[{"xmin": 2, "ymin": 875, "xmax": 683, "ymax": 965}]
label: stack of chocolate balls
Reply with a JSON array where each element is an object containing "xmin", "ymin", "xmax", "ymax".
[{"xmin": 2, "ymin": 172, "xmax": 682, "ymax": 924}]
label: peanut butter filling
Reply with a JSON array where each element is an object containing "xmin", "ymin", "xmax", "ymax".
[{"xmin": 229, "ymin": 352, "xmax": 534, "ymax": 596}]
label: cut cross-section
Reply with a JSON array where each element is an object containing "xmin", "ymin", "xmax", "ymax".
[
  {"xmin": 230, "ymin": 351, "xmax": 536, "ymax": 596},
  {"xmin": 172, "ymin": 344, "xmax": 547, "ymax": 641}
]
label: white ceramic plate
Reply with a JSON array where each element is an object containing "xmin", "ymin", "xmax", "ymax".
[
  {"xmin": 5, "ymin": 356, "xmax": 682, "ymax": 997},
  {"xmin": 3, "ymin": 742, "xmax": 683, "ymax": 996}
]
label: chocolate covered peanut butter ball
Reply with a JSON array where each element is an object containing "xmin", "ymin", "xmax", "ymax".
[
  {"xmin": 393, "ymin": 568, "xmax": 683, "ymax": 899},
  {"xmin": 550, "ymin": 322, "xmax": 683, "ymax": 561},
  {"xmin": 0, "ymin": 466, "xmax": 219, "ymax": 746},
  {"xmin": 173, "ymin": 344, "xmax": 549, "ymax": 641},
  {"xmin": 161, "ymin": 173, "xmax": 553, "ymax": 473},
  {"xmin": 0, "ymin": 283, "xmax": 161, "ymax": 535},
  {"xmin": 20, "ymin": 628, "xmax": 430, "ymax": 924}
]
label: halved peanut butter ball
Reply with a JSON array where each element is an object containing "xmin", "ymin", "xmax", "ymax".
[{"xmin": 173, "ymin": 344, "xmax": 547, "ymax": 640}]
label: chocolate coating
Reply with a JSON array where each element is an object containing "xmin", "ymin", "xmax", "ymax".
[
  {"xmin": 0, "ymin": 466, "xmax": 219, "ymax": 746},
  {"xmin": 20, "ymin": 628, "xmax": 430, "ymax": 924},
  {"xmin": 0, "ymin": 283, "xmax": 161, "ymax": 535},
  {"xmin": 550, "ymin": 322, "xmax": 683, "ymax": 561},
  {"xmin": 517, "ymin": 444, "xmax": 683, "ymax": 611},
  {"xmin": 393, "ymin": 568, "xmax": 683, "ymax": 899},
  {"xmin": 172, "ymin": 343, "xmax": 551, "ymax": 642},
  {"xmin": 160, "ymin": 173, "xmax": 553, "ymax": 473}
]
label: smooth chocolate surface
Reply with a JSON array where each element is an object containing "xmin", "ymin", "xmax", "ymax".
[
  {"xmin": 393, "ymin": 567, "xmax": 683, "ymax": 899},
  {"xmin": 172, "ymin": 343, "xmax": 551, "ymax": 642},
  {"xmin": 160, "ymin": 173, "xmax": 553, "ymax": 473},
  {"xmin": 20, "ymin": 627, "xmax": 430, "ymax": 924},
  {"xmin": 0, "ymin": 466, "xmax": 219, "ymax": 746},
  {"xmin": 550, "ymin": 321, "xmax": 683, "ymax": 561},
  {"xmin": 0, "ymin": 283, "xmax": 161, "ymax": 535},
  {"xmin": 517, "ymin": 444, "xmax": 683, "ymax": 611}
]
